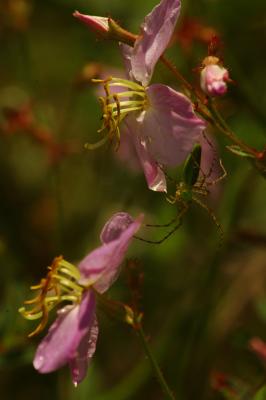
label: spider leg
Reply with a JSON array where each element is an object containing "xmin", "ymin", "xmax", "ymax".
[
  {"xmin": 134, "ymin": 220, "xmax": 183, "ymax": 245},
  {"xmin": 193, "ymin": 196, "xmax": 224, "ymax": 244},
  {"xmin": 206, "ymin": 158, "xmax": 227, "ymax": 186},
  {"xmin": 158, "ymin": 164, "xmax": 176, "ymax": 184},
  {"xmin": 196, "ymin": 130, "xmax": 224, "ymax": 189},
  {"xmin": 134, "ymin": 203, "xmax": 189, "ymax": 245},
  {"xmin": 192, "ymin": 185, "xmax": 209, "ymax": 196},
  {"xmin": 166, "ymin": 195, "xmax": 177, "ymax": 204},
  {"xmin": 145, "ymin": 216, "xmax": 179, "ymax": 228}
]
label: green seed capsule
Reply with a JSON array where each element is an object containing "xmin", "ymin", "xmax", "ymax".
[{"xmin": 182, "ymin": 144, "xmax": 202, "ymax": 187}]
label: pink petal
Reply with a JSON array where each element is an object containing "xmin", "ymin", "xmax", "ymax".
[
  {"xmin": 135, "ymin": 136, "xmax": 167, "ymax": 192},
  {"xmin": 33, "ymin": 291, "xmax": 96, "ymax": 374},
  {"xmin": 123, "ymin": 116, "xmax": 167, "ymax": 192},
  {"xmin": 141, "ymin": 84, "xmax": 206, "ymax": 165},
  {"xmin": 194, "ymin": 133, "xmax": 224, "ymax": 200},
  {"xmin": 119, "ymin": 43, "xmax": 134, "ymax": 81},
  {"xmin": 130, "ymin": 0, "xmax": 181, "ymax": 85},
  {"xmin": 100, "ymin": 212, "xmax": 134, "ymax": 243},
  {"xmin": 69, "ymin": 316, "xmax": 99, "ymax": 386},
  {"xmin": 78, "ymin": 214, "xmax": 143, "ymax": 293},
  {"xmin": 198, "ymin": 133, "xmax": 222, "ymax": 181},
  {"xmin": 116, "ymin": 121, "xmax": 141, "ymax": 171}
]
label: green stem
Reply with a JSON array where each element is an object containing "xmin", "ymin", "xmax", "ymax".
[
  {"xmin": 160, "ymin": 55, "xmax": 194, "ymax": 94},
  {"xmin": 135, "ymin": 322, "xmax": 176, "ymax": 400},
  {"xmin": 208, "ymin": 98, "xmax": 266, "ymax": 177},
  {"xmin": 208, "ymin": 98, "xmax": 259, "ymax": 157},
  {"xmin": 53, "ymin": 165, "xmax": 64, "ymax": 251}
]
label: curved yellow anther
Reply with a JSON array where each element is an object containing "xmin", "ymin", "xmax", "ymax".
[
  {"xmin": 87, "ymin": 77, "xmax": 148, "ymax": 150},
  {"xmin": 19, "ymin": 256, "xmax": 84, "ymax": 337}
]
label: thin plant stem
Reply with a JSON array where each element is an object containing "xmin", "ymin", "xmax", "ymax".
[
  {"xmin": 135, "ymin": 322, "xmax": 176, "ymax": 400},
  {"xmin": 53, "ymin": 164, "xmax": 64, "ymax": 252},
  {"xmin": 96, "ymin": 295, "xmax": 175, "ymax": 398},
  {"xmin": 160, "ymin": 55, "xmax": 194, "ymax": 93},
  {"xmin": 208, "ymin": 98, "xmax": 259, "ymax": 157},
  {"xmin": 160, "ymin": 55, "xmax": 205, "ymax": 103}
]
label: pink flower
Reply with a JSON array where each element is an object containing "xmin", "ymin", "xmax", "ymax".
[
  {"xmin": 20, "ymin": 212, "xmax": 142, "ymax": 386},
  {"xmin": 200, "ymin": 64, "xmax": 229, "ymax": 96},
  {"xmin": 86, "ymin": 0, "xmax": 206, "ymax": 192}
]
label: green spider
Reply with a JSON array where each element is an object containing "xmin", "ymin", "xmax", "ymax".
[{"xmin": 135, "ymin": 143, "xmax": 227, "ymax": 244}]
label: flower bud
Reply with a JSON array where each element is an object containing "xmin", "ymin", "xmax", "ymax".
[
  {"xmin": 73, "ymin": 11, "xmax": 136, "ymax": 46},
  {"xmin": 200, "ymin": 63, "xmax": 229, "ymax": 96},
  {"xmin": 73, "ymin": 11, "xmax": 109, "ymax": 37}
]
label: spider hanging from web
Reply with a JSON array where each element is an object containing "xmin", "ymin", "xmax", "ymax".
[{"xmin": 134, "ymin": 139, "xmax": 227, "ymax": 245}]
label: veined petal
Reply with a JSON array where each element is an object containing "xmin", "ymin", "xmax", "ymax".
[
  {"xmin": 141, "ymin": 84, "xmax": 206, "ymax": 166},
  {"xmin": 135, "ymin": 136, "xmax": 167, "ymax": 192},
  {"xmin": 78, "ymin": 214, "xmax": 142, "ymax": 292},
  {"xmin": 100, "ymin": 212, "xmax": 135, "ymax": 244},
  {"xmin": 119, "ymin": 43, "xmax": 134, "ymax": 81},
  {"xmin": 70, "ymin": 315, "xmax": 99, "ymax": 386},
  {"xmin": 124, "ymin": 116, "xmax": 167, "ymax": 192},
  {"xmin": 33, "ymin": 291, "xmax": 96, "ymax": 374},
  {"xmin": 116, "ymin": 123, "xmax": 141, "ymax": 171},
  {"xmin": 130, "ymin": 0, "xmax": 181, "ymax": 85}
]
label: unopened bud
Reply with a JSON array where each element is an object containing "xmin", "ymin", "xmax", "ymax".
[
  {"xmin": 73, "ymin": 11, "xmax": 136, "ymax": 46},
  {"xmin": 200, "ymin": 63, "xmax": 229, "ymax": 97},
  {"xmin": 73, "ymin": 11, "xmax": 109, "ymax": 37}
]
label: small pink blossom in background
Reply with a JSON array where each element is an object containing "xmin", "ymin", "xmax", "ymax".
[
  {"xmin": 249, "ymin": 337, "xmax": 266, "ymax": 364},
  {"xmin": 33, "ymin": 212, "xmax": 142, "ymax": 386},
  {"xmin": 201, "ymin": 64, "xmax": 229, "ymax": 96}
]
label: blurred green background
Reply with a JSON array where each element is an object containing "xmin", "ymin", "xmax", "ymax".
[{"xmin": 0, "ymin": 0, "xmax": 266, "ymax": 399}]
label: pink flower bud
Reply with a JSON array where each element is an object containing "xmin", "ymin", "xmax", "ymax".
[
  {"xmin": 73, "ymin": 11, "xmax": 109, "ymax": 36},
  {"xmin": 200, "ymin": 64, "xmax": 229, "ymax": 96}
]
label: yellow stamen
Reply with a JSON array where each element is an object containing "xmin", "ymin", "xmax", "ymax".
[
  {"xmin": 87, "ymin": 77, "xmax": 148, "ymax": 150},
  {"xmin": 19, "ymin": 256, "xmax": 84, "ymax": 337}
]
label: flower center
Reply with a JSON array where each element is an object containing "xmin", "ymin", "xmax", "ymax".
[
  {"xmin": 19, "ymin": 256, "xmax": 84, "ymax": 337},
  {"xmin": 88, "ymin": 77, "xmax": 148, "ymax": 150}
]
